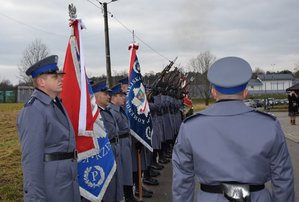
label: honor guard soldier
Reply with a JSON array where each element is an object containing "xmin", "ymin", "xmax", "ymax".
[
  {"xmin": 17, "ymin": 55, "xmax": 81, "ymax": 202},
  {"xmin": 108, "ymin": 84, "xmax": 138, "ymax": 202},
  {"xmin": 119, "ymin": 78, "xmax": 155, "ymax": 198},
  {"xmin": 92, "ymin": 80, "xmax": 124, "ymax": 202},
  {"xmin": 172, "ymin": 56, "xmax": 295, "ymax": 202}
]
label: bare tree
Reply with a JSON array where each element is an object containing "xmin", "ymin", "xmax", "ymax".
[
  {"xmin": 252, "ymin": 67, "xmax": 265, "ymax": 79},
  {"xmin": 18, "ymin": 39, "xmax": 50, "ymax": 85},
  {"xmin": 189, "ymin": 51, "xmax": 216, "ymax": 105},
  {"xmin": 294, "ymin": 61, "xmax": 299, "ymax": 78},
  {"xmin": 0, "ymin": 79, "xmax": 13, "ymax": 90}
]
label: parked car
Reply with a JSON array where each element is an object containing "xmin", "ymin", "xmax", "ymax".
[
  {"xmin": 253, "ymin": 99, "xmax": 264, "ymax": 107},
  {"xmin": 267, "ymin": 98, "xmax": 275, "ymax": 105},
  {"xmin": 244, "ymin": 99, "xmax": 257, "ymax": 108}
]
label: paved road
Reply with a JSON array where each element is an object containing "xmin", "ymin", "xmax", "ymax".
[{"xmin": 141, "ymin": 112, "xmax": 299, "ymax": 202}]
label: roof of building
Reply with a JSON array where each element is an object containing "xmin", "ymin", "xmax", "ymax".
[
  {"xmin": 286, "ymin": 82, "xmax": 299, "ymax": 91},
  {"xmin": 258, "ymin": 73, "xmax": 294, "ymax": 81},
  {"xmin": 248, "ymin": 79, "xmax": 263, "ymax": 86}
]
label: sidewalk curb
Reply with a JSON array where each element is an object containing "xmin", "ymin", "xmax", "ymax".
[
  {"xmin": 270, "ymin": 112, "xmax": 299, "ymax": 144},
  {"xmin": 285, "ymin": 133, "xmax": 299, "ymax": 143}
]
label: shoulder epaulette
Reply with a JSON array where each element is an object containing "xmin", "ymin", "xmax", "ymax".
[
  {"xmin": 24, "ymin": 97, "xmax": 36, "ymax": 107},
  {"xmin": 183, "ymin": 112, "xmax": 202, "ymax": 123},
  {"xmin": 254, "ymin": 109, "xmax": 276, "ymax": 120}
]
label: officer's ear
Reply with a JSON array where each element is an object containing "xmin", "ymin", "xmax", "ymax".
[
  {"xmin": 36, "ymin": 75, "xmax": 47, "ymax": 87},
  {"xmin": 211, "ymin": 88, "xmax": 217, "ymax": 99},
  {"xmin": 242, "ymin": 89, "xmax": 249, "ymax": 99}
]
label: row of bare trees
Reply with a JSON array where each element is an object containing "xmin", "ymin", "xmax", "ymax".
[
  {"xmin": 14, "ymin": 39, "xmax": 299, "ymax": 106},
  {"xmin": 16, "ymin": 39, "xmax": 217, "ymax": 104}
]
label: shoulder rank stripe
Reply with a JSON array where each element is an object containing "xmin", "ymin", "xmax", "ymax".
[{"xmin": 24, "ymin": 97, "xmax": 36, "ymax": 107}]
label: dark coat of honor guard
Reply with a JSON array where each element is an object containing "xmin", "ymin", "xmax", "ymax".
[
  {"xmin": 172, "ymin": 56, "xmax": 295, "ymax": 202},
  {"xmin": 92, "ymin": 80, "xmax": 124, "ymax": 202},
  {"xmin": 149, "ymin": 96, "xmax": 162, "ymax": 151},
  {"xmin": 161, "ymin": 94, "xmax": 173, "ymax": 142},
  {"xmin": 108, "ymin": 84, "xmax": 137, "ymax": 202},
  {"xmin": 149, "ymin": 94, "xmax": 166, "ymax": 170},
  {"xmin": 174, "ymin": 98, "xmax": 182, "ymax": 135},
  {"xmin": 16, "ymin": 55, "xmax": 80, "ymax": 202}
]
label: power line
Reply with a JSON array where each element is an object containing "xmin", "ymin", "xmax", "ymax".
[
  {"xmin": 1, "ymin": 2, "xmax": 174, "ymax": 63},
  {"xmin": 0, "ymin": 12, "xmax": 67, "ymax": 37},
  {"xmin": 86, "ymin": 0, "xmax": 103, "ymax": 10},
  {"xmin": 85, "ymin": 0, "xmax": 172, "ymax": 63},
  {"xmin": 111, "ymin": 15, "xmax": 170, "ymax": 61}
]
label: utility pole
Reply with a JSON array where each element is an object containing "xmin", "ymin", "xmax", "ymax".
[{"xmin": 103, "ymin": 2, "xmax": 112, "ymax": 87}]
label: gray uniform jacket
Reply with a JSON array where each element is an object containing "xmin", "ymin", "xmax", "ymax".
[
  {"xmin": 108, "ymin": 103, "xmax": 133, "ymax": 185},
  {"xmin": 99, "ymin": 106, "xmax": 123, "ymax": 202},
  {"xmin": 154, "ymin": 95, "xmax": 165, "ymax": 142},
  {"xmin": 17, "ymin": 89, "xmax": 80, "ymax": 202},
  {"xmin": 172, "ymin": 100, "xmax": 295, "ymax": 202},
  {"xmin": 149, "ymin": 100, "xmax": 161, "ymax": 150},
  {"xmin": 161, "ymin": 95, "xmax": 173, "ymax": 141}
]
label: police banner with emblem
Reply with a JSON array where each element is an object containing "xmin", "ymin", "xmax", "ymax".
[
  {"xmin": 61, "ymin": 18, "xmax": 115, "ymax": 201},
  {"xmin": 126, "ymin": 43, "xmax": 153, "ymax": 152}
]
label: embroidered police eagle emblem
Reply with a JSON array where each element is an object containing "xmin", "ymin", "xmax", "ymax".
[{"xmin": 132, "ymin": 84, "xmax": 150, "ymax": 116}]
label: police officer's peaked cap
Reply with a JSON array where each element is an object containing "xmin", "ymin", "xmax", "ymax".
[
  {"xmin": 110, "ymin": 83, "xmax": 124, "ymax": 95},
  {"xmin": 208, "ymin": 56, "xmax": 252, "ymax": 94},
  {"xmin": 88, "ymin": 78, "xmax": 95, "ymax": 85},
  {"xmin": 118, "ymin": 77, "xmax": 128, "ymax": 85},
  {"xmin": 92, "ymin": 80, "xmax": 111, "ymax": 93},
  {"xmin": 25, "ymin": 55, "xmax": 64, "ymax": 78}
]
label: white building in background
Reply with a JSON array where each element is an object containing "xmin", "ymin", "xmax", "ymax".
[{"xmin": 248, "ymin": 73, "xmax": 296, "ymax": 95}]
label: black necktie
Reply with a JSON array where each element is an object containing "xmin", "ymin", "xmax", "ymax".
[{"xmin": 53, "ymin": 97, "xmax": 66, "ymax": 116}]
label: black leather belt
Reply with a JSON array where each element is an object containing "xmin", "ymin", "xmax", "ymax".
[
  {"xmin": 110, "ymin": 136, "xmax": 119, "ymax": 144},
  {"xmin": 119, "ymin": 133, "xmax": 130, "ymax": 139},
  {"xmin": 44, "ymin": 150, "xmax": 78, "ymax": 162},
  {"xmin": 200, "ymin": 183, "xmax": 265, "ymax": 193}
]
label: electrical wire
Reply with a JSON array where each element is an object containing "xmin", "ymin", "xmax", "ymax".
[
  {"xmin": 86, "ymin": 0, "xmax": 103, "ymax": 10},
  {"xmin": 111, "ymin": 15, "xmax": 170, "ymax": 61},
  {"xmin": 0, "ymin": 1, "xmax": 175, "ymax": 64},
  {"xmin": 85, "ymin": 0, "xmax": 173, "ymax": 63},
  {"xmin": 0, "ymin": 12, "xmax": 67, "ymax": 37}
]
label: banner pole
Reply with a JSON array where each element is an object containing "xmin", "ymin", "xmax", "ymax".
[{"xmin": 137, "ymin": 149, "xmax": 143, "ymax": 202}]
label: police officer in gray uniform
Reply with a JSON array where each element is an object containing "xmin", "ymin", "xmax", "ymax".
[
  {"xmin": 17, "ymin": 55, "xmax": 80, "ymax": 202},
  {"xmin": 172, "ymin": 56, "xmax": 295, "ymax": 202},
  {"xmin": 108, "ymin": 84, "xmax": 137, "ymax": 202},
  {"xmin": 92, "ymin": 80, "xmax": 124, "ymax": 202}
]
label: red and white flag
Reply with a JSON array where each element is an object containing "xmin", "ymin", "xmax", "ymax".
[
  {"xmin": 61, "ymin": 19, "xmax": 116, "ymax": 201},
  {"xmin": 61, "ymin": 19, "xmax": 101, "ymax": 157}
]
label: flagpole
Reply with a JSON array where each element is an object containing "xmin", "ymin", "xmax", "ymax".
[{"xmin": 137, "ymin": 148, "xmax": 143, "ymax": 202}]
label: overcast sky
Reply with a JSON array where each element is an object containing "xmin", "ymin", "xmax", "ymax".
[{"xmin": 1, "ymin": 0, "xmax": 299, "ymax": 84}]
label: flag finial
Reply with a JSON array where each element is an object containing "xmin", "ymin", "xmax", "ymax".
[{"xmin": 68, "ymin": 3, "xmax": 77, "ymax": 19}]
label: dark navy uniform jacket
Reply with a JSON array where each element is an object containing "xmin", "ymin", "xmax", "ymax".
[
  {"xmin": 17, "ymin": 89, "xmax": 80, "ymax": 202},
  {"xmin": 172, "ymin": 100, "xmax": 294, "ymax": 202}
]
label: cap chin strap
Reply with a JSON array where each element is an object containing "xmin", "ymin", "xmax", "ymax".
[{"xmin": 213, "ymin": 83, "xmax": 247, "ymax": 95}]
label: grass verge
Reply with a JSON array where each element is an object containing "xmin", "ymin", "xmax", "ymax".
[{"xmin": 0, "ymin": 103, "xmax": 23, "ymax": 201}]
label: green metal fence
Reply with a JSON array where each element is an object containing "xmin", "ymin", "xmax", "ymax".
[{"xmin": 0, "ymin": 90, "xmax": 17, "ymax": 103}]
